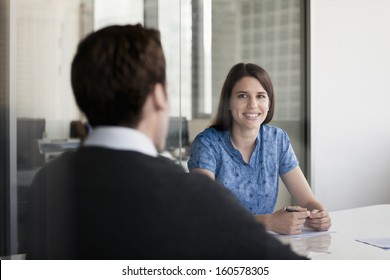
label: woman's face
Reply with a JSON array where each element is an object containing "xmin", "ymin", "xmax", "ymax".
[{"xmin": 229, "ymin": 76, "xmax": 270, "ymax": 132}]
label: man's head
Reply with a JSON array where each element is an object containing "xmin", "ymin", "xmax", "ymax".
[{"xmin": 71, "ymin": 24, "xmax": 169, "ymax": 151}]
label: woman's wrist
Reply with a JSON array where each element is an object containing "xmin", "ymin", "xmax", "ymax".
[{"xmin": 254, "ymin": 213, "xmax": 272, "ymax": 230}]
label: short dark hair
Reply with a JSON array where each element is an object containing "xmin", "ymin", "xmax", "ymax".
[
  {"xmin": 71, "ymin": 24, "xmax": 166, "ymax": 127},
  {"xmin": 212, "ymin": 63, "xmax": 275, "ymax": 131}
]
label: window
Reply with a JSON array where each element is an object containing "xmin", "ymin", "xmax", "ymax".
[{"xmin": 0, "ymin": 0, "xmax": 307, "ymax": 257}]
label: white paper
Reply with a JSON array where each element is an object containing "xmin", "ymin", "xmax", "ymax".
[
  {"xmin": 355, "ymin": 237, "xmax": 390, "ymax": 249},
  {"xmin": 268, "ymin": 228, "xmax": 334, "ymax": 239}
]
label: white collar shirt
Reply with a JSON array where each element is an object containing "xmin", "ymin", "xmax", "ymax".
[{"xmin": 82, "ymin": 126, "xmax": 158, "ymax": 158}]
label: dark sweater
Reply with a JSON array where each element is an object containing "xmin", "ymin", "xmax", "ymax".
[{"xmin": 27, "ymin": 147, "xmax": 306, "ymax": 260}]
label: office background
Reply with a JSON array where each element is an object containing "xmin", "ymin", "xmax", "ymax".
[
  {"xmin": 310, "ymin": 0, "xmax": 390, "ymax": 211},
  {"xmin": 1, "ymin": 0, "xmax": 389, "ymax": 257}
]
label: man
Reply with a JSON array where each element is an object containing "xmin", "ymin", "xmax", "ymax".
[{"xmin": 27, "ymin": 24, "xmax": 305, "ymax": 260}]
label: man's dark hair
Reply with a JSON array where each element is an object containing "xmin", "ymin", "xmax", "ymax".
[{"xmin": 71, "ymin": 24, "xmax": 166, "ymax": 128}]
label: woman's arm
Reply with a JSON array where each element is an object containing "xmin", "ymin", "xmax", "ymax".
[
  {"xmin": 254, "ymin": 208, "xmax": 309, "ymax": 235},
  {"xmin": 191, "ymin": 167, "xmax": 215, "ymax": 180},
  {"xmin": 281, "ymin": 166, "xmax": 331, "ymax": 231},
  {"xmin": 193, "ymin": 167, "xmax": 310, "ymax": 235}
]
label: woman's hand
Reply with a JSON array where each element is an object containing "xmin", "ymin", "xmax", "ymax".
[
  {"xmin": 266, "ymin": 206, "xmax": 310, "ymax": 235},
  {"xmin": 305, "ymin": 209, "xmax": 332, "ymax": 231}
]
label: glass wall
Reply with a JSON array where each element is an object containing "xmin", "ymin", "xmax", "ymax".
[
  {"xmin": 0, "ymin": 0, "xmax": 11, "ymax": 258},
  {"xmin": 0, "ymin": 0, "xmax": 307, "ymax": 257}
]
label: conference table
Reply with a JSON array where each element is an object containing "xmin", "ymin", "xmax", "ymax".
[
  {"xmin": 274, "ymin": 204, "xmax": 390, "ymax": 259},
  {"xmin": 2, "ymin": 204, "xmax": 389, "ymax": 260}
]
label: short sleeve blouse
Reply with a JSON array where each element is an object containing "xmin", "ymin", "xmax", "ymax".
[{"xmin": 187, "ymin": 125, "xmax": 298, "ymax": 214}]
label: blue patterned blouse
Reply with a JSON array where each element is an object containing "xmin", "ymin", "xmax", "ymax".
[{"xmin": 187, "ymin": 125, "xmax": 298, "ymax": 214}]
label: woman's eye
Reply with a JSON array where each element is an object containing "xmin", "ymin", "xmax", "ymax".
[{"xmin": 238, "ymin": 94, "xmax": 247, "ymax": 98}]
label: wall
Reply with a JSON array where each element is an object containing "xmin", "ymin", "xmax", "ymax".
[
  {"xmin": 16, "ymin": 0, "xmax": 81, "ymax": 139},
  {"xmin": 310, "ymin": 0, "xmax": 390, "ymax": 211}
]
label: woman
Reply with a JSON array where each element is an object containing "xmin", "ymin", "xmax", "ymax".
[{"xmin": 188, "ymin": 63, "xmax": 331, "ymax": 235}]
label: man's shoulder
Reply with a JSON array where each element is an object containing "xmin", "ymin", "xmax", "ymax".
[{"xmin": 34, "ymin": 151, "xmax": 77, "ymax": 176}]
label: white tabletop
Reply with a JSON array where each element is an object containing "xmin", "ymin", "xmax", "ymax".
[{"xmin": 275, "ymin": 204, "xmax": 390, "ymax": 259}]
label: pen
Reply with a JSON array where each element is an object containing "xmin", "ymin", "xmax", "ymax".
[{"xmin": 283, "ymin": 206, "xmax": 300, "ymax": 212}]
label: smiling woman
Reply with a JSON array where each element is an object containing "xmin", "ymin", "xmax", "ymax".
[
  {"xmin": 210, "ymin": 63, "xmax": 275, "ymax": 132},
  {"xmin": 230, "ymin": 81, "xmax": 268, "ymax": 163},
  {"xmin": 188, "ymin": 63, "xmax": 331, "ymax": 236},
  {"xmin": 230, "ymin": 77, "xmax": 270, "ymax": 133}
]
